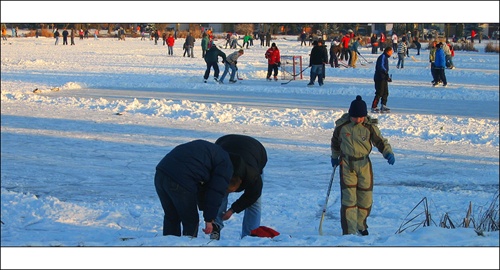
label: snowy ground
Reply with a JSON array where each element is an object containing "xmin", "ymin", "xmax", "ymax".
[{"xmin": 1, "ymin": 33, "xmax": 499, "ymax": 269}]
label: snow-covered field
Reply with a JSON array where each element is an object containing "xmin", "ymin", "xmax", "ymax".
[{"xmin": 1, "ymin": 21, "xmax": 499, "ymax": 270}]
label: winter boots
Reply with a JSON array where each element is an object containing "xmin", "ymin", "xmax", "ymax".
[{"xmin": 358, "ymin": 229, "xmax": 369, "ymax": 236}]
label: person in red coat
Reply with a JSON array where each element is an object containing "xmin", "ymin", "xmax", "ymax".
[
  {"xmin": 340, "ymin": 32, "xmax": 351, "ymax": 62},
  {"xmin": 166, "ymin": 34, "xmax": 175, "ymax": 56},
  {"xmin": 265, "ymin": 42, "xmax": 281, "ymax": 81},
  {"xmin": 379, "ymin": 32, "xmax": 386, "ymax": 52}
]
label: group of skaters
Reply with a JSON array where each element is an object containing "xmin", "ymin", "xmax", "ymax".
[
  {"xmin": 202, "ymin": 30, "xmax": 279, "ymax": 84},
  {"xmin": 223, "ymin": 31, "xmax": 273, "ymax": 49},
  {"xmin": 311, "ymin": 29, "xmax": 456, "ymax": 112},
  {"xmin": 304, "ymin": 36, "xmax": 392, "ymax": 113},
  {"xmin": 52, "ymin": 28, "xmax": 100, "ymax": 45},
  {"xmin": 201, "ymin": 29, "xmax": 457, "ymax": 114}
]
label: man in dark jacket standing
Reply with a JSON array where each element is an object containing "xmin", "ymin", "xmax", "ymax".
[
  {"xmin": 307, "ymin": 39, "xmax": 328, "ymax": 86},
  {"xmin": 203, "ymin": 42, "xmax": 226, "ymax": 83},
  {"xmin": 265, "ymin": 31, "xmax": 271, "ymax": 47},
  {"xmin": 371, "ymin": 46, "xmax": 393, "ymax": 113},
  {"xmin": 300, "ymin": 31, "xmax": 307, "ymax": 46},
  {"xmin": 185, "ymin": 32, "xmax": 195, "ymax": 58},
  {"xmin": 154, "ymin": 139, "xmax": 243, "ymax": 237},
  {"xmin": 62, "ymin": 28, "xmax": 69, "ymax": 45},
  {"xmin": 212, "ymin": 134, "xmax": 268, "ymax": 240}
]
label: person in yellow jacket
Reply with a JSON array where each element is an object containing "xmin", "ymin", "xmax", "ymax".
[{"xmin": 330, "ymin": 95, "xmax": 395, "ymax": 236}]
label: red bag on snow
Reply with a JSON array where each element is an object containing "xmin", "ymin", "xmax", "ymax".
[{"xmin": 250, "ymin": 226, "xmax": 280, "ymax": 238}]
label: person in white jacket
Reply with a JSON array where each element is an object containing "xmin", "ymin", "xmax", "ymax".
[{"xmin": 391, "ymin": 32, "xmax": 398, "ymax": 52}]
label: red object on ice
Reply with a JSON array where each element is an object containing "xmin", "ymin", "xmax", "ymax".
[{"xmin": 250, "ymin": 226, "xmax": 280, "ymax": 238}]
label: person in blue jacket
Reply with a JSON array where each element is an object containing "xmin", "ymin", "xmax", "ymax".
[
  {"xmin": 371, "ymin": 46, "xmax": 393, "ymax": 113},
  {"xmin": 154, "ymin": 139, "xmax": 244, "ymax": 237},
  {"xmin": 433, "ymin": 42, "xmax": 448, "ymax": 87},
  {"xmin": 211, "ymin": 134, "xmax": 268, "ymax": 240}
]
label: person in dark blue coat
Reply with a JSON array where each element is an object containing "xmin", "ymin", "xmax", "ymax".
[
  {"xmin": 203, "ymin": 42, "xmax": 226, "ymax": 83},
  {"xmin": 371, "ymin": 46, "xmax": 393, "ymax": 113},
  {"xmin": 211, "ymin": 134, "xmax": 268, "ymax": 240},
  {"xmin": 307, "ymin": 39, "xmax": 328, "ymax": 87},
  {"xmin": 154, "ymin": 139, "xmax": 243, "ymax": 237}
]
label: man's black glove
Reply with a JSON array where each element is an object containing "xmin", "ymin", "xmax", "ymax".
[
  {"xmin": 234, "ymin": 61, "xmax": 237, "ymax": 65},
  {"xmin": 222, "ymin": 60, "xmax": 225, "ymax": 64},
  {"xmin": 277, "ymin": 61, "xmax": 281, "ymax": 67}
]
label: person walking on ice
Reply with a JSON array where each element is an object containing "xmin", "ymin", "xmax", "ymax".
[{"xmin": 330, "ymin": 95, "xmax": 395, "ymax": 236}]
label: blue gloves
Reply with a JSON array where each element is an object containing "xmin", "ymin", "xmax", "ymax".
[
  {"xmin": 331, "ymin": 157, "xmax": 340, "ymax": 167},
  {"xmin": 385, "ymin": 153, "xmax": 395, "ymax": 165}
]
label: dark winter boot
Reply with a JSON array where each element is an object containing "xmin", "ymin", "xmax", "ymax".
[
  {"xmin": 358, "ymin": 229, "xmax": 369, "ymax": 236},
  {"xmin": 210, "ymin": 223, "xmax": 221, "ymax": 240}
]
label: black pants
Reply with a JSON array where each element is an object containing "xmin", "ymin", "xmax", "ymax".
[
  {"xmin": 329, "ymin": 53, "xmax": 338, "ymax": 67},
  {"xmin": 341, "ymin": 48, "xmax": 350, "ymax": 62},
  {"xmin": 430, "ymin": 63, "xmax": 437, "ymax": 82},
  {"xmin": 266, "ymin": 64, "xmax": 278, "ymax": 78},
  {"xmin": 204, "ymin": 62, "xmax": 220, "ymax": 80},
  {"xmin": 372, "ymin": 80, "xmax": 389, "ymax": 108},
  {"xmin": 434, "ymin": 68, "xmax": 447, "ymax": 85},
  {"xmin": 154, "ymin": 170, "xmax": 199, "ymax": 237}
]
